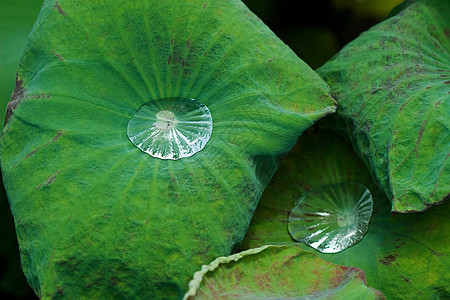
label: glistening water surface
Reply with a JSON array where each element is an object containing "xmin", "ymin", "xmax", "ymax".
[
  {"xmin": 127, "ymin": 97, "xmax": 213, "ymax": 160},
  {"xmin": 288, "ymin": 182, "xmax": 373, "ymax": 253}
]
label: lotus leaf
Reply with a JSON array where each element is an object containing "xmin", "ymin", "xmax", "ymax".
[
  {"xmin": 0, "ymin": 0, "xmax": 336, "ymax": 298},
  {"xmin": 184, "ymin": 245, "xmax": 384, "ymax": 299},
  {"xmin": 241, "ymin": 125, "xmax": 450, "ymax": 299},
  {"xmin": 317, "ymin": 0, "xmax": 449, "ymax": 212}
]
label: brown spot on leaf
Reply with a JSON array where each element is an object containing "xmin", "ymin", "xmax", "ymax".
[
  {"xmin": 415, "ymin": 118, "xmax": 428, "ymax": 146},
  {"xmin": 254, "ymin": 272, "xmax": 271, "ymax": 289},
  {"xmin": 433, "ymin": 41, "xmax": 442, "ymax": 50},
  {"xmin": 25, "ymin": 148, "xmax": 40, "ymax": 161},
  {"xmin": 168, "ymin": 55, "xmax": 172, "ymax": 65},
  {"xmin": 333, "ymin": 266, "xmax": 366, "ymax": 289},
  {"xmin": 393, "ymin": 232, "xmax": 445, "ymax": 256},
  {"xmin": 25, "ymin": 130, "xmax": 65, "ymax": 161},
  {"xmin": 5, "ymin": 74, "xmax": 25, "ymax": 125},
  {"xmin": 379, "ymin": 254, "xmax": 398, "ymax": 266},
  {"xmin": 51, "ymin": 49, "xmax": 65, "ymax": 61},
  {"xmin": 49, "ymin": 129, "xmax": 65, "ymax": 143},
  {"xmin": 444, "ymin": 28, "xmax": 450, "ymax": 38},
  {"xmin": 400, "ymin": 275, "xmax": 410, "ymax": 283},
  {"xmin": 281, "ymin": 253, "xmax": 301, "ymax": 267},
  {"xmin": 303, "ymin": 219, "xmax": 315, "ymax": 223},
  {"xmin": 53, "ymin": 1, "xmax": 67, "ymax": 16},
  {"xmin": 398, "ymin": 100, "xmax": 410, "ymax": 112},
  {"xmin": 31, "ymin": 92, "xmax": 51, "ymax": 100},
  {"xmin": 202, "ymin": 1, "xmax": 207, "ymax": 9},
  {"xmin": 304, "ymin": 213, "xmax": 317, "ymax": 217},
  {"xmin": 444, "ymin": 81, "xmax": 450, "ymax": 85},
  {"xmin": 186, "ymin": 38, "xmax": 190, "ymax": 48},
  {"xmin": 434, "ymin": 99, "xmax": 442, "ymax": 108},
  {"xmin": 11, "ymin": 75, "xmax": 24, "ymax": 101},
  {"xmin": 395, "ymin": 242, "xmax": 406, "ymax": 249},
  {"xmin": 36, "ymin": 174, "xmax": 58, "ymax": 190}
]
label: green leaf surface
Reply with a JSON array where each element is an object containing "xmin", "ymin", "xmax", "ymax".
[
  {"xmin": 184, "ymin": 245, "xmax": 384, "ymax": 299},
  {"xmin": 241, "ymin": 126, "xmax": 450, "ymax": 299},
  {"xmin": 317, "ymin": 0, "xmax": 449, "ymax": 212},
  {"xmin": 0, "ymin": 0, "xmax": 336, "ymax": 298}
]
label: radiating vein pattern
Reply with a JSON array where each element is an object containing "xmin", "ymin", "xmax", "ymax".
[
  {"xmin": 288, "ymin": 182, "xmax": 373, "ymax": 253},
  {"xmin": 0, "ymin": 0, "xmax": 337, "ymax": 298},
  {"xmin": 127, "ymin": 97, "xmax": 212, "ymax": 160}
]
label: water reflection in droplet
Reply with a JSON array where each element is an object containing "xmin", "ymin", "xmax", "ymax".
[
  {"xmin": 288, "ymin": 182, "xmax": 373, "ymax": 253},
  {"xmin": 127, "ymin": 97, "xmax": 213, "ymax": 160}
]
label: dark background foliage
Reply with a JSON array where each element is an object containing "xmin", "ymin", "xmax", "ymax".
[{"xmin": 0, "ymin": 0, "xmax": 401, "ymax": 298}]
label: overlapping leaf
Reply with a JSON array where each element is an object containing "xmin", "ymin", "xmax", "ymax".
[
  {"xmin": 241, "ymin": 125, "xmax": 450, "ymax": 299},
  {"xmin": 317, "ymin": 0, "xmax": 449, "ymax": 212},
  {"xmin": 184, "ymin": 245, "xmax": 384, "ymax": 299},
  {"xmin": 0, "ymin": 0, "xmax": 336, "ymax": 298}
]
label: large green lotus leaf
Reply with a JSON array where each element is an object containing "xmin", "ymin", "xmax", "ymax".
[
  {"xmin": 184, "ymin": 245, "xmax": 384, "ymax": 299},
  {"xmin": 0, "ymin": 0, "xmax": 336, "ymax": 298},
  {"xmin": 241, "ymin": 125, "xmax": 450, "ymax": 299},
  {"xmin": 317, "ymin": 0, "xmax": 449, "ymax": 213}
]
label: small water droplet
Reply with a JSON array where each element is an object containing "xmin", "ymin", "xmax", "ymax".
[
  {"xmin": 127, "ymin": 97, "xmax": 213, "ymax": 160},
  {"xmin": 288, "ymin": 182, "xmax": 373, "ymax": 253}
]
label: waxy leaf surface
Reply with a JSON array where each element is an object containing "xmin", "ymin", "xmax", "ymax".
[
  {"xmin": 184, "ymin": 245, "xmax": 384, "ymax": 299},
  {"xmin": 0, "ymin": 0, "xmax": 336, "ymax": 298},
  {"xmin": 318, "ymin": 0, "xmax": 449, "ymax": 212},
  {"xmin": 241, "ymin": 126, "xmax": 450, "ymax": 299}
]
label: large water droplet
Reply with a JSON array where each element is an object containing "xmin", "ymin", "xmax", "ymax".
[
  {"xmin": 288, "ymin": 182, "xmax": 373, "ymax": 253},
  {"xmin": 127, "ymin": 97, "xmax": 213, "ymax": 160}
]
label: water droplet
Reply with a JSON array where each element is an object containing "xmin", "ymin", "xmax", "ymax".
[
  {"xmin": 127, "ymin": 97, "xmax": 213, "ymax": 160},
  {"xmin": 288, "ymin": 182, "xmax": 373, "ymax": 253}
]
